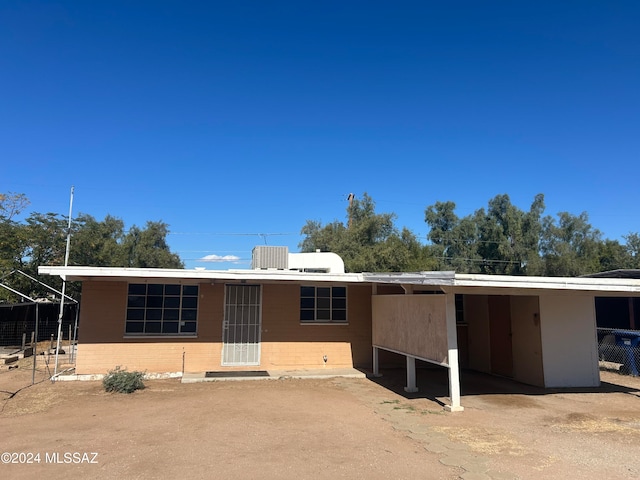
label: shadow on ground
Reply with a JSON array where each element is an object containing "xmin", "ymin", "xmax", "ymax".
[{"xmin": 367, "ymin": 365, "xmax": 640, "ymax": 407}]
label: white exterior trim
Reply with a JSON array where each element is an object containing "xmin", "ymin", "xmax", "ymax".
[
  {"xmin": 38, "ymin": 265, "xmax": 363, "ymax": 284},
  {"xmin": 453, "ymin": 274, "xmax": 640, "ymax": 293},
  {"xmin": 38, "ymin": 266, "xmax": 640, "ymax": 294}
]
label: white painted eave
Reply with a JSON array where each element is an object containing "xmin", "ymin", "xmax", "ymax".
[
  {"xmin": 37, "ymin": 266, "xmax": 640, "ymax": 293},
  {"xmin": 37, "ymin": 265, "xmax": 364, "ymax": 283},
  {"xmin": 453, "ymin": 273, "xmax": 640, "ymax": 293}
]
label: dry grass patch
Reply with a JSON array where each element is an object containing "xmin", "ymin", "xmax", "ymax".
[{"xmin": 433, "ymin": 425, "xmax": 527, "ymax": 456}]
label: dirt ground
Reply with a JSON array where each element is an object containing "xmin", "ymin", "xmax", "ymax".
[{"xmin": 1, "ymin": 359, "xmax": 640, "ymax": 480}]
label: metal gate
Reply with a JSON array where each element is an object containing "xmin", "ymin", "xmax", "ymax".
[{"xmin": 222, "ymin": 285, "xmax": 262, "ymax": 366}]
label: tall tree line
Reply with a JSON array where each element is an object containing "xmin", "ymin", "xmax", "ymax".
[
  {"xmin": 0, "ymin": 192, "xmax": 182, "ymax": 301},
  {"xmin": 301, "ymin": 192, "xmax": 640, "ymax": 275}
]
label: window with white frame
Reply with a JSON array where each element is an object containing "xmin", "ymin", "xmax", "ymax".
[
  {"xmin": 300, "ymin": 285, "xmax": 347, "ymax": 323},
  {"xmin": 125, "ymin": 283, "xmax": 198, "ymax": 335}
]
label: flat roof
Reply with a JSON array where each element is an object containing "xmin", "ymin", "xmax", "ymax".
[
  {"xmin": 37, "ymin": 265, "xmax": 364, "ymax": 284},
  {"xmin": 37, "ymin": 266, "xmax": 640, "ymax": 293}
]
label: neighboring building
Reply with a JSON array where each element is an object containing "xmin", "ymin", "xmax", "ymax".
[
  {"xmin": 586, "ymin": 270, "xmax": 640, "ymax": 331},
  {"xmin": 39, "ymin": 248, "xmax": 640, "ymax": 411}
]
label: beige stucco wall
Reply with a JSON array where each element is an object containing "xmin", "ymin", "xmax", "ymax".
[
  {"xmin": 510, "ymin": 296, "xmax": 544, "ymax": 387},
  {"xmin": 75, "ymin": 280, "xmax": 372, "ymax": 375},
  {"xmin": 539, "ymin": 293, "xmax": 600, "ymax": 387},
  {"xmin": 464, "ymin": 295, "xmax": 491, "ymax": 373},
  {"xmin": 372, "ymin": 295, "xmax": 448, "ymax": 364}
]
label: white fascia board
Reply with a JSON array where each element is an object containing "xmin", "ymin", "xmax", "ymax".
[
  {"xmin": 454, "ymin": 274, "xmax": 640, "ymax": 293},
  {"xmin": 37, "ymin": 265, "xmax": 363, "ymax": 283},
  {"xmin": 38, "ymin": 266, "xmax": 640, "ymax": 292}
]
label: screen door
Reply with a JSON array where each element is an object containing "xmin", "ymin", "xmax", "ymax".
[{"xmin": 222, "ymin": 285, "xmax": 262, "ymax": 366}]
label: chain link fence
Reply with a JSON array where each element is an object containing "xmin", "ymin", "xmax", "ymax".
[
  {"xmin": 597, "ymin": 327, "xmax": 640, "ymax": 376},
  {"xmin": 0, "ymin": 302, "xmax": 77, "ymax": 348}
]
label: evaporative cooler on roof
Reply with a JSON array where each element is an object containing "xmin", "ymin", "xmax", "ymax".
[{"xmin": 251, "ymin": 246, "xmax": 289, "ymax": 270}]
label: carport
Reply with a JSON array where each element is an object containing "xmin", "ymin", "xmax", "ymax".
[
  {"xmin": 366, "ymin": 272, "xmax": 640, "ymax": 412},
  {"xmin": 367, "ymin": 272, "xmax": 464, "ymax": 412}
]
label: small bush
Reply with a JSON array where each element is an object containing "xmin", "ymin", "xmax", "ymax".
[{"xmin": 103, "ymin": 368, "xmax": 145, "ymax": 394}]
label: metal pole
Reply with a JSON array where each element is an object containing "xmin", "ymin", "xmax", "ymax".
[
  {"xmin": 15, "ymin": 270, "xmax": 77, "ymax": 304},
  {"xmin": 32, "ymin": 303, "xmax": 38, "ymax": 385},
  {"xmin": 54, "ymin": 186, "xmax": 74, "ymax": 378},
  {"xmin": 70, "ymin": 304, "xmax": 79, "ymax": 364}
]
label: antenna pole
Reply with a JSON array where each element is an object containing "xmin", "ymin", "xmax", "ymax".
[
  {"xmin": 54, "ymin": 186, "xmax": 74, "ymax": 378},
  {"xmin": 347, "ymin": 193, "xmax": 354, "ymax": 229}
]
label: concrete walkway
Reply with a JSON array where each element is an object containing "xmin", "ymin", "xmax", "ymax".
[{"xmin": 181, "ymin": 367, "xmax": 366, "ymax": 383}]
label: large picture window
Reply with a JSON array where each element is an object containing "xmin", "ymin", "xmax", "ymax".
[
  {"xmin": 300, "ymin": 285, "xmax": 347, "ymax": 323},
  {"xmin": 125, "ymin": 284, "xmax": 198, "ymax": 335}
]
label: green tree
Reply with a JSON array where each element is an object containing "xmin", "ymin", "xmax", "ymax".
[
  {"xmin": 475, "ymin": 194, "xmax": 545, "ymax": 275},
  {"xmin": 424, "ymin": 194, "xmax": 545, "ymax": 274},
  {"xmin": 0, "ymin": 192, "xmax": 185, "ymax": 300},
  {"xmin": 121, "ymin": 221, "xmax": 183, "ymax": 268},
  {"xmin": 424, "ymin": 200, "xmax": 482, "ymax": 272},
  {"xmin": 70, "ymin": 214, "xmax": 126, "ymax": 267},
  {"xmin": 624, "ymin": 233, "xmax": 640, "ymax": 269},
  {"xmin": 0, "ymin": 193, "xmax": 31, "ymax": 301},
  {"xmin": 300, "ymin": 193, "xmax": 432, "ymax": 272},
  {"xmin": 540, "ymin": 211, "xmax": 602, "ymax": 276},
  {"xmin": 596, "ymin": 239, "xmax": 631, "ymax": 272}
]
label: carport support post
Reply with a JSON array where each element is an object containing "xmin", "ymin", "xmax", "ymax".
[
  {"xmin": 372, "ymin": 347, "xmax": 382, "ymax": 377},
  {"xmin": 404, "ymin": 356, "xmax": 418, "ymax": 393},
  {"xmin": 444, "ymin": 292, "xmax": 464, "ymax": 412}
]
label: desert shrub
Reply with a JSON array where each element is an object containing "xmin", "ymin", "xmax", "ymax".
[{"xmin": 103, "ymin": 368, "xmax": 145, "ymax": 394}]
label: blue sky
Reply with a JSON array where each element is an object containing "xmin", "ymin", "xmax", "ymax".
[{"xmin": 2, "ymin": 1, "xmax": 639, "ymax": 269}]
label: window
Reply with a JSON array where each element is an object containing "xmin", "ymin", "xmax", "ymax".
[
  {"xmin": 125, "ymin": 284, "xmax": 198, "ymax": 335},
  {"xmin": 300, "ymin": 285, "xmax": 347, "ymax": 323},
  {"xmin": 455, "ymin": 294, "xmax": 465, "ymax": 324}
]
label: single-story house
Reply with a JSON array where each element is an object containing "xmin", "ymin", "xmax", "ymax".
[{"xmin": 39, "ymin": 247, "xmax": 640, "ymax": 411}]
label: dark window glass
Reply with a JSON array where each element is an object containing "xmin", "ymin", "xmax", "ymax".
[
  {"xmin": 125, "ymin": 322, "xmax": 144, "ymax": 333},
  {"xmin": 332, "ymin": 286, "xmax": 346, "ymax": 297},
  {"xmin": 317, "ymin": 287, "xmax": 330, "ymax": 297},
  {"xmin": 299, "ymin": 285, "xmax": 348, "ymax": 323},
  {"xmin": 164, "ymin": 297, "xmax": 180, "ymax": 308},
  {"xmin": 182, "ymin": 297, "xmax": 198, "ymax": 309},
  {"xmin": 183, "ymin": 285, "xmax": 198, "ymax": 296},
  {"xmin": 127, "ymin": 295, "xmax": 146, "ymax": 308},
  {"xmin": 300, "ymin": 310, "xmax": 315, "ymax": 321},
  {"xmin": 182, "ymin": 322, "xmax": 197, "ymax": 333},
  {"xmin": 147, "ymin": 296, "xmax": 163, "ymax": 308},
  {"xmin": 317, "ymin": 297, "xmax": 330, "ymax": 309},
  {"xmin": 127, "ymin": 309, "xmax": 144, "ymax": 321},
  {"xmin": 128, "ymin": 284, "xmax": 146, "ymax": 295},
  {"xmin": 126, "ymin": 283, "xmax": 199, "ymax": 335},
  {"xmin": 146, "ymin": 309, "xmax": 162, "ymax": 320},
  {"xmin": 300, "ymin": 297, "xmax": 315, "ymax": 309},
  {"xmin": 333, "ymin": 298, "xmax": 346, "ymax": 309},
  {"xmin": 162, "ymin": 322, "xmax": 179, "ymax": 334},
  {"xmin": 146, "ymin": 322, "xmax": 161, "ymax": 333},
  {"xmin": 300, "ymin": 286, "xmax": 315, "ymax": 297}
]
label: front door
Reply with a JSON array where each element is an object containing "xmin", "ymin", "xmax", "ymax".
[
  {"xmin": 489, "ymin": 295, "xmax": 513, "ymax": 378},
  {"xmin": 222, "ymin": 285, "xmax": 262, "ymax": 366}
]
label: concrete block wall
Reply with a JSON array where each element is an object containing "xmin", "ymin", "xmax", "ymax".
[{"xmin": 75, "ymin": 280, "xmax": 372, "ymax": 375}]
